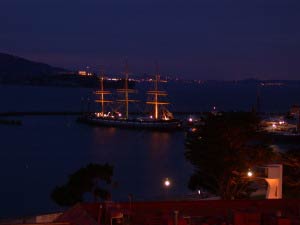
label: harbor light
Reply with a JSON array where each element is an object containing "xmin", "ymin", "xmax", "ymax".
[
  {"xmin": 163, "ymin": 116, "xmax": 170, "ymax": 121},
  {"xmin": 188, "ymin": 117, "xmax": 193, "ymax": 122}
]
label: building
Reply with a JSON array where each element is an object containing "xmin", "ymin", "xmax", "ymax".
[
  {"xmin": 78, "ymin": 70, "xmax": 93, "ymax": 76},
  {"xmin": 1, "ymin": 200, "xmax": 300, "ymax": 225}
]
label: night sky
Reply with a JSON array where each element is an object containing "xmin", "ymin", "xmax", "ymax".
[{"xmin": 1, "ymin": 0, "xmax": 300, "ymax": 79}]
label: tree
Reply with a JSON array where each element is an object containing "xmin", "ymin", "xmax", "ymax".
[
  {"xmin": 185, "ymin": 112, "xmax": 276, "ymax": 200},
  {"xmin": 281, "ymin": 148, "xmax": 300, "ymax": 198},
  {"xmin": 51, "ymin": 163, "xmax": 114, "ymax": 207}
]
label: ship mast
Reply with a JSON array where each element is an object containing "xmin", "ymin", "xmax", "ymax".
[
  {"xmin": 117, "ymin": 62, "xmax": 137, "ymax": 119},
  {"xmin": 147, "ymin": 72, "xmax": 169, "ymax": 120},
  {"xmin": 154, "ymin": 74, "xmax": 158, "ymax": 119},
  {"xmin": 125, "ymin": 67, "xmax": 129, "ymax": 118},
  {"xmin": 94, "ymin": 71, "xmax": 112, "ymax": 116}
]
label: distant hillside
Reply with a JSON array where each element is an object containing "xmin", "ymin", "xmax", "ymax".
[
  {"xmin": 0, "ymin": 53, "xmax": 135, "ymax": 88},
  {"xmin": 0, "ymin": 53, "xmax": 66, "ymax": 79}
]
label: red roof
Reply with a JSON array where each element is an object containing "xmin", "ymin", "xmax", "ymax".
[
  {"xmin": 55, "ymin": 203, "xmax": 99, "ymax": 225},
  {"xmin": 54, "ymin": 199, "xmax": 300, "ymax": 225}
]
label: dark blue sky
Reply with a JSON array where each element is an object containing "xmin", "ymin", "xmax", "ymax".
[{"xmin": 1, "ymin": 0, "xmax": 300, "ymax": 79}]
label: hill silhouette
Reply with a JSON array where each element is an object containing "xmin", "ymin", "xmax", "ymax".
[
  {"xmin": 0, "ymin": 53, "xmax": 66, "ymax": 79},
  {"xmin": 0, "ymin": 52, "xmax": 134, "ymax": 88}
]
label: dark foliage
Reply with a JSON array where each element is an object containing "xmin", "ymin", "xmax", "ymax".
[
  {"xmin": 51, "ymin": 163, "xmax": 114, "ymax": 207},
  {"xmin": 281, "ymin": 149, "xmax": 300, "ymax": 198},
  {"xmin": 185, "ymin": 112, "xmax": 275, "ymax": 199}
]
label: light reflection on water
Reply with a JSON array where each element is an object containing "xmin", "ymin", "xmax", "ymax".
[
  {"xmin": 90, "ymin": 125, "xmax": 190, "ymax": 202},
  {"xmin": 1, "ymin": 83, "xmax": 300, "ymax": 218},
  {"xmin": 0, "ymin": 116, "xmax": 191, "ymax": 218}
]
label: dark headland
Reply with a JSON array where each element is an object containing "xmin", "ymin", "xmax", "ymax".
[{"xmin": 0, "ymin": 52, "xmax": 130, "ymax": 89}]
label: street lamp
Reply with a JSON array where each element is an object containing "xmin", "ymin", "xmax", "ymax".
[
  {"xmin": 247, "ymin": 169, "xmax": 253, "ymax": 178},
  {"xmin": 164, "ymin": 178, "xmax": 171, "ymax": 188},
  {"xmin": 163, "ymin": 178, "xmax": 171, "ymax": 200}
]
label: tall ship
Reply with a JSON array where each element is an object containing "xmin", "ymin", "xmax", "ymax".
[{"xmin": 78, "ymin": 69, "xmax": 182, "ymax": 131}]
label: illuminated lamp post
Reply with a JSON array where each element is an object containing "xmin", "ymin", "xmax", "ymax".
[
  {"xmin": 163, "ymin": 178, "xmax": 171, "ymax": 200},
  {"xmin": 164, "ymin": 178, "xmax": 171, "ymax": 187},
  {"xmin": 247, "ymin": 164, "xmax": 283, "ymax": 199}
]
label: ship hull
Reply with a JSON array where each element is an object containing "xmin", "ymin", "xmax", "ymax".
[{"xmin": 78, "ymin": 116, "xmax": 182, "ymax": 131}]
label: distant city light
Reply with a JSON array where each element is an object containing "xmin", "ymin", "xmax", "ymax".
[
  {"xmin": 163, "ymin": 116, "xmax": 170, "ymax": 121},
  {"xmin": 78, "ymin": 70, "xmax": 92, "ymax": 76}
]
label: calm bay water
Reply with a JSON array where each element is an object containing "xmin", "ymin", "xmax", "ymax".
[
  {"xmin": 0, "ymin": 116, "xmax": 188, "ymax": 218},
  {"xmin": 0, "ymin": 82, "xmax": 300, "ymax": 218}
]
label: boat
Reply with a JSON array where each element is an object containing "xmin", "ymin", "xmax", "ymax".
[{"xmin": 78, "ymin": 68, "xmax": 182, "ymax": 131}]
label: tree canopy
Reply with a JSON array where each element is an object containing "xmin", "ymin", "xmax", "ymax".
[
  {"xmin": 51, "ymin": 163, "xmax": 114, "ymax": 206},
  {"xmin": 185, "ymin": 112, "xmax": 276, "ymax": 199},
  {"xmin": 281, "ymin": 148, "xmax": 300, "ymax": 198}
]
